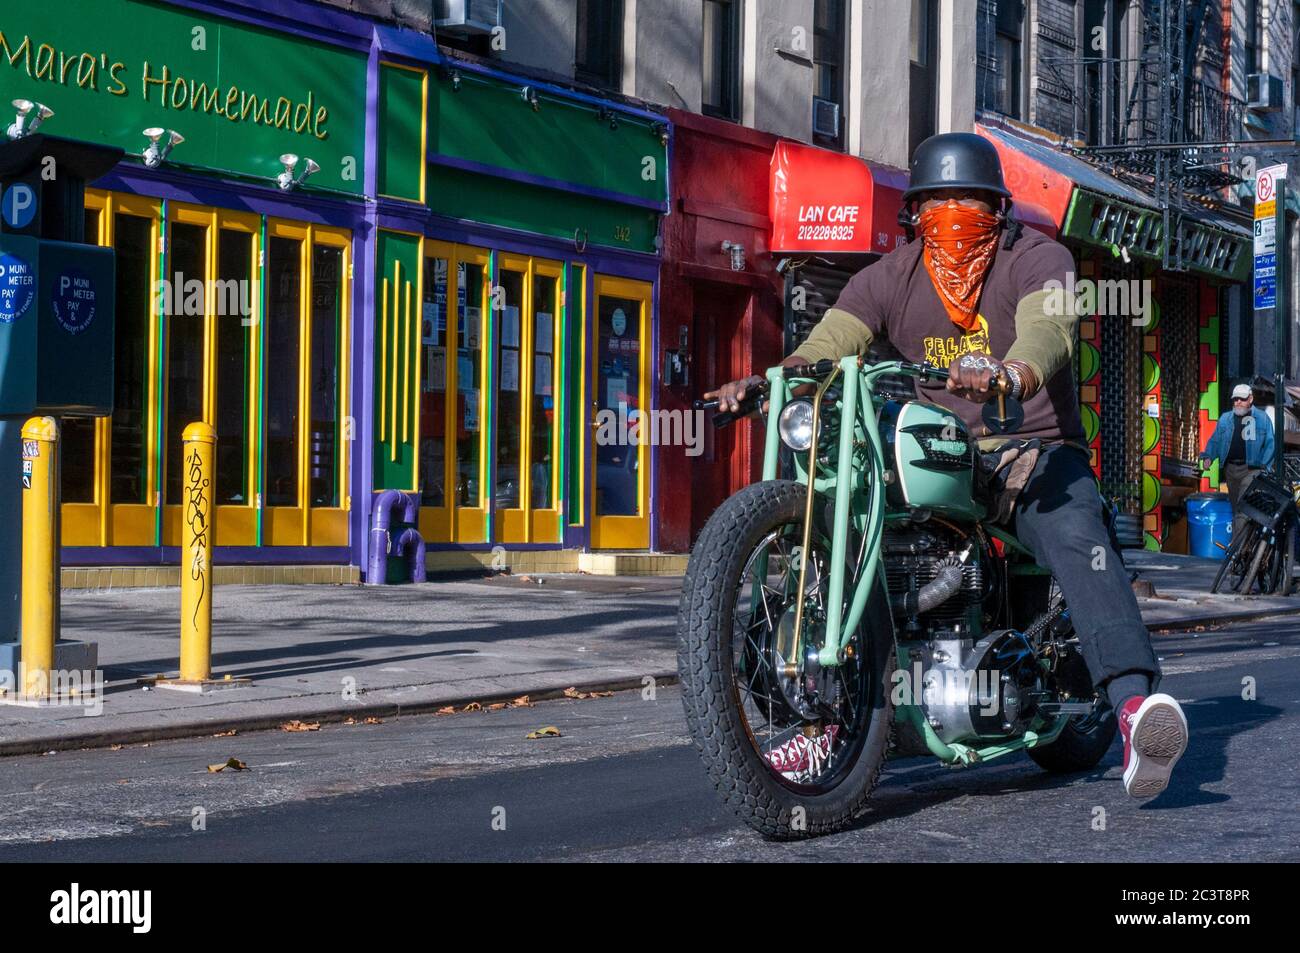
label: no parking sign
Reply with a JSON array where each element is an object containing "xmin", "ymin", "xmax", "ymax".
[{"xmin": 1254, "ymin": 164, "xmax": 1287, "ymax": 310}]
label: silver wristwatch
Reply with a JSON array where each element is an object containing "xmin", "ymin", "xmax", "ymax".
[{"xmin": 1003, "ymin": 362, "xmax": 1025, "ymax": 400}]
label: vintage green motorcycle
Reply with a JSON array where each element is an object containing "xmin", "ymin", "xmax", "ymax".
[{"xmin": 679, "ymin": 356, "xmax": 1115, "ymax": 839}]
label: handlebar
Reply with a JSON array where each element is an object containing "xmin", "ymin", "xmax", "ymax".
[{"xmin": 694, "ymin": 360, "xmax": 1009, "ymax": 431}]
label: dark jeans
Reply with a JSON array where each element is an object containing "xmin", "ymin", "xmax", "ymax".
[
  {"xmin": 1005, "ymin": 444, "xmax": 1161, "ymax": 692},
  {"xmin": 1224, "ymin": 461, "xmax": 1260, "ymax": 542}
]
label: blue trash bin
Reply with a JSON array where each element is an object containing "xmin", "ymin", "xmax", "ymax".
[{"xmin": 1186, "ymin": 492, "xmax": 1233, "ymax": 559}]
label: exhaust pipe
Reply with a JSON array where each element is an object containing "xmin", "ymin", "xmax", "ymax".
[{"xmin": 891, "ymin": 555, "xmax": 965, "ymax": 616}]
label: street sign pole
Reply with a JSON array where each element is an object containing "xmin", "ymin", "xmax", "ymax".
[
  {"xmin": 1253, "ymin": 163, "xmax": 1288, "ymax": 480},
  {"xmin": 1276, "ymin": 179, "xmax": 1290, "ymax": 482}
]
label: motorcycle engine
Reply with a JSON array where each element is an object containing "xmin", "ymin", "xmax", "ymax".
[
  {"xmin": 883, "ymin": 525, "xmax": 985, "ymax": 633},
  {"xmin": 884, "ymin": 523, "xmax": 1041, "ymax": 744}
]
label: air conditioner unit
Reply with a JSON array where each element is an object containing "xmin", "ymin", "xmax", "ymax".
[
  {"xmin": 1247, "ymin": 72, "xmax": 1283, "ymax": 111},
  {"xmin": 434, "ymin": 0, "xmax": 502, "ymax": 36},
  {"xmin": 813, "ymin": 97, "xmax": 841, "ymax": 139}
]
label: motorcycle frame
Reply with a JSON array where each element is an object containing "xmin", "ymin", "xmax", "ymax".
[{"xmin": 760, "ymin": 357, "xmax": 1067, "ymax": 767}]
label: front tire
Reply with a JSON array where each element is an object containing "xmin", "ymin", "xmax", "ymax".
[{"xmin": 677, "ymin": 480, "xmax": 894, "ymax": 840}]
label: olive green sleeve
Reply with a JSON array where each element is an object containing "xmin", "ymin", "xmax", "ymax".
[
  {"xmin": 1004, "ymin": 288, "xmax": 1077, "ymax": 386},
  {"xmin": 790, "ymin": 307, "xmax": 874, "ymax": 364}
]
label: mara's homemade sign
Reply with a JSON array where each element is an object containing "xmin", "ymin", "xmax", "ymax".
[{"xmin": 0, "ymin": 0, "xmax": 366, "ymax": 193}]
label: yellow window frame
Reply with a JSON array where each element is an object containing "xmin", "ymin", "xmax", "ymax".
[
  {"xmin": 87, "ymin": 191, "xmax": 164, "ymax": 548},
  {"xmin": 590, "ymin": 275, "xmax": 652, "ymax": 550},
  {"xmin": 263, "ymin": 219, "xmax": 352, "ymax": 547}
]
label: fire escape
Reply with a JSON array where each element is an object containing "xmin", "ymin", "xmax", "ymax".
[
  {"xmin": 995, "ymin": 0, "xmax": 1245, "ymax": 272},
  {"xmin": 1080, "ymin": 0, "xmax": 1241, "ymax": 271}
]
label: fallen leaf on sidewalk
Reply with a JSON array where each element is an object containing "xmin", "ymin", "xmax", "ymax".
[
  {"xmin": 280, "ymin": 720, "xmax": 320, "ymax": 733},
  {"xmin": 487, "ymin": 702, "xmax": 507, "ymax": 711},
  {"xmin": 461, "ymin": 702, "xmax": 482, "ymax": 712},
  {"xmin": 212, "ymin": 729, "xmax": 237, "ymax": 738},
  {"xmin": 110, "ymin": 744, "xmax": 123, "ymax": 751},
  {"xmin": 526, "ymin": 726, "xmax": 561, "ymax": 739},
  {"xmin": 563, "ymin": 687, "xmax": 615, "ymax": 700},
  {"xmin": 363, "ymin": 716, "xmax": 383, "ymax": 725},
  {"xmin": 563, "ymin": 687, "xmax": 583, "ymax": 698},
  {"xmin": 436, "ymin": 707, "xmax": 456, "ymax": 715},
  {"xmin": 207, "ymin": 758, "xmax": 248, "ymax": 773},
  {"xmin": 343, "ymin": 717, "xmax": 357, "ymax": 725},
  {"xmin": 511, "ymin": 695, "xmax": 533, "ymax": 708}
]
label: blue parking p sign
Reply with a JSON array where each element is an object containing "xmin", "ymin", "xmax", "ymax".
[{"xmin": 1, "ymin": 184, "xmax": 37, "ymax": 230}]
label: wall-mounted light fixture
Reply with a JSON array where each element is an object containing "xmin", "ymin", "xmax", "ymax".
[
  {"xmin": 721, "ymin": 240, "xmax": 746, "ymax": 272},
  {"xmin": 596, "ymin": 106, "xmax": 618, "ymax": 131},
  {"xmin": 7, "ymin": 99, "xmax": 52, "ymax": 140},
  {"xmin": 276, "ymin": 153, "xmax": 319, "ymax": 191},
  {"xmin": 651, "ymin": 121, "xmax": 669, "ymax": 147},
  {"xmin": 142, "ymin": 128, "xmax": 184, "ymax": 168},
  {"xmin": 521, "ymin": 85, "xmax": 540, "ymax": 111},
  {"xmin": 437, "ymin": 64, "xmax": 463, "ymax": 91}
]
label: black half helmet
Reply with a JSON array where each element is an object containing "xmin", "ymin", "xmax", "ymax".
[{"xmin": 902, "ymin": 132, "xmax": 1012, "ymax": 203}]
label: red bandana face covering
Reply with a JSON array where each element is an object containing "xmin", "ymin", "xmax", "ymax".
[{"xmin": 918, "ymin": 201, "xmax": 1001, "ymax": 333}]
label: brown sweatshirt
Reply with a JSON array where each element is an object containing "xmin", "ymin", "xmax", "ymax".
[{"xmin": 792, "ymin": 228, "xmax": 1082, "ymax": 447}]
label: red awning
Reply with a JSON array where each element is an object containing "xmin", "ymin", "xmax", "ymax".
[
  {"xmin": 770, "ymin": 141, "xmax": 908, "ymax": 255},
  {"xmin": 976, "ymin": 123, "xmax": 1077, "ymax": 238}
]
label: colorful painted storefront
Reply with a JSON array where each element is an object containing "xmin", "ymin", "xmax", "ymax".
[
  {"xmin": 656, "ymin": 110, "xmax": 784, "ymax": 552},
  {"xmin": 2, "ymin": 0, "xmax": 667, "ymax": 576},
  {"xmin": 371, "ymin": 34, "xmax": 668, "ymax": 564},
  {"xmin": 981, "ymin": 120, "xmax": 1251, "ymax": 552}
]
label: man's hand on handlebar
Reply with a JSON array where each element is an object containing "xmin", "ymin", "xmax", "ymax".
[
  {"xmin": 702, "ymin": 375, "xmax": 767, "ymax": 415},
  {"xmin": 946, "ymin": 352, "xmax": 1007, "ymax": 402}
]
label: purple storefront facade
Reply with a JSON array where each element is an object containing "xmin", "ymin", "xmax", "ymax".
[{"xmin": 30, "ymin": 0, "xmax": 670, "ymax": 578}]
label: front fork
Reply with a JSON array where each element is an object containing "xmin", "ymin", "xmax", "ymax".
[{"xmin": 764, "ymin": 357, "xmax": 883, "ymax": 671}]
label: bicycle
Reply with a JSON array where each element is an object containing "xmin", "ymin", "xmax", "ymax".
[{"xmin": 1210, "ymin": 471, "xmax": 1298, "ymax": 595}]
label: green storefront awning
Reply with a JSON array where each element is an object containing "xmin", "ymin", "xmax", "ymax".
[
  {"xmin": 1061, "ymin": 188, "xmax": 1251, "ymax": 282},
  {"xmin": 425, "ymin": 65, "xmax": 669, "ymax": 255}
]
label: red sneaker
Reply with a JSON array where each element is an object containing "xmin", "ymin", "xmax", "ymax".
[
  {"xmin": 1118, "ymin": 693, "xmax": 1188, "ymax": 800},
  {"xmin": 765, "ymin": 726, "xmax": 839, "ymax": 782}
]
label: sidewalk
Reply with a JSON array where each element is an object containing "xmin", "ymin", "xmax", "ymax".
[{"xmin": 0, "ymin": 551, "xmax": 1296, "ymax": 755}]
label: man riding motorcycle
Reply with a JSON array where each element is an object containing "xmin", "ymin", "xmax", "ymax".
[{"xmin": 706, "ymin": 132, "xmax": 1188, "ymax": 800}]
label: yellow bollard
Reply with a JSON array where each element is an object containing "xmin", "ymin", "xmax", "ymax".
[
  {"xmin": 179, "ymin": 422, "xmax": 216, "ymax": 682},
  {"xmin": 20, "ymin": 417, "xmax": 59, "ymax": 700}
]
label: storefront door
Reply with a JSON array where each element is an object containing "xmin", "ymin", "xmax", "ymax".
[
  {"xmin": 492, "ymin": 254, "xmax": 564, "ymax": 544},
  {"xmin": 418, "ymin": 242, "xmax": 490, "ymax": 543},
  {"xmin": 591, "ymin": 277, "xmax": 651, "ymax": 549}
]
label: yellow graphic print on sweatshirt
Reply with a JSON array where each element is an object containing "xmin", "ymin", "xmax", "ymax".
[{"xmin": 922, "ymin": 315, "xmax": 991, "ymax": 368}]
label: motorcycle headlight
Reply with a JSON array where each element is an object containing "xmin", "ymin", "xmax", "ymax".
[{"xmin": 778, "ymin": 399, "xmax": 817, "ymax": 452}]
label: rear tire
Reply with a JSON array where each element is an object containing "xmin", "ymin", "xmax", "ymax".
[
  {"xmin": 1212, "ymin": 523, "xmax": 1258, "ymax": 593},
  {"xmin": 677, "ymin": 480, "xmax": 894, "ymax": 840},
  {"xmin": 1028, "ymin": 706, "xmax": 1117, "ymax": 773}
]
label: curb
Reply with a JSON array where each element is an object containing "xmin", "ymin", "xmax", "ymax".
[
  {"xmin": 1143, "ymin": 603, "xmax": 1300, "ymax": 633},
  {"xmin": 0, "ymin": 672, "xmax": 680, "ymax": 759},
  {"xmin": 3, "ymin": 602, "xmax": 1297, "ymax": 758}
]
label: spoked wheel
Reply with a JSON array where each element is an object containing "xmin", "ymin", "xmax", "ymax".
[
  {"xmin": 1283, "ymin": 519, "xmax": 1298, "ymax": 596},
  {"xmin": 678, "ymin": 480, "xmax": 893, "ymax": 840},
  {"xmin": 1028, "ymin": 586, "xmax": 1117, "ymax": 773},
  {"xmin": 1212, "ymin": 522, "xmax": 1261, "ymax": 593}
]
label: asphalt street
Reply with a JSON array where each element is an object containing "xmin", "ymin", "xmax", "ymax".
[{"xmin": 1, "ymin": 612, "xmax": 1297, "ymax": 862}]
